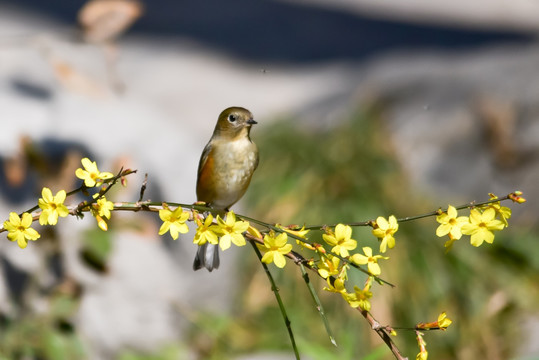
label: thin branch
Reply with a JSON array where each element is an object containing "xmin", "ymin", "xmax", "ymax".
[
  {"xmin": 15, "ymin": 168, "xmax": 136, "ymax": 218},
  {"xmin": 362, "ymin": 310, "xmax": 408, "ymax": 360},
  {"xmin": 249, "ymin": 241, "xmax": 300, "ymax": 360},
  {"xmin": 138, "ymin": 173, "xmax": 148, "ymax": 203},
  {"xmin": 300, "ymin": 192, "xmax": 519, "ymax": 231},
  {"xmin": 299, "ymin": 262, "xmax": 337, "ymax": 347}
]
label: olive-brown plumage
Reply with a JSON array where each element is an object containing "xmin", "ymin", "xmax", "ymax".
[{"xmin": 194, "ymin": 107, "xmax": 259, "ymax": 271}]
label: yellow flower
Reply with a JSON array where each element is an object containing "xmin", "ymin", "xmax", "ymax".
[
  {"xmin": 3, "ymin": 212, "xmax": 40, "ymax": 249},
  {"xmin": 416, "ymin": 332, "xmax": 428, "ymax": 360},
  {"xmin": 416, "ymin": 350, "xmax": 428, "ymax": 360},
  {"xmin": 484, "ymin": 195, "xmax": 511, "ymax": 227},
  {"xmin": 38, "ymin": 187, "xmax": 69, "ymax": 225},
  {"xmin": 350, "ymin": 246, "xmax": 388, "ymax": 276},
  {"xmin": 91, "ymin": 197, "xmax": 115, "ymax": 231},
  {"xmin": 216, "ymin": 211, "xmax": 249, "ymax": 250},
  {"xmin": 417, "ymin": 311, "xmax": 453, "ymax": 331},
  {"xmin": 318, "ymin": 255, "xmax": 340, "ymax": 279},
  {"xmin": 348, "ymin": 283, "xmax": 373, "ymax": 311},
  {"xmin": 276, "ymin": 224, "xmax": 312, "ymax": 249},
  {"xmin": 324, "ymin": 277, "xmax": 353, "ymax": 306},
  {"xmin": 323, "ymin": 278, "xmax": 352, "ymax": 306},
  {"xmin": 322, "ymin": 224, "xmax": 357, "ymax": 257},
  {"xmin": 158, "ymin": 206, "xmax": 189, "ymax": 240},
  {"xmin": 372, "ymin": 215, "xmax": 398, "ymax": 253},
  {"xmin": 279, "ymin": 224, "xmax": 309, "ymax": 243},
  {"xmin": 247, "ymin": 225, "xmax": 262, "ymax": 239},
  {"xmin": 285, "ymin": 225, "xmax": 309, "ymax": 239},
  {"xmin": 94, "ymin": 197, "xmax": 114, "ymax": 218},
  {"xmin": 443, "ymin": 235, "xmax": 458, "ymax": 252},
  {"xmin": 323, "ymin": 276, "xmax": 347, "ymax": 295},
  {"xmin": 258, "ymin": 231, "xmax": 293, "ymax": 268},
  {"xmin": 75, "ymin": 158, "xmax": 113, "ymax": 187},
  {"xmin": 94, "ymin": 215, "xmax": 108, "ymax": 231},
  {"xmin": 437, "ymin": 312, "xmax": 452, "ymax": 330},
  {"xmin": 193, "ymin": 214, "xmax": 220, "ymax": 245},
  {"xmin": 297, "ymin": 242, "xmax": 316, "ymax": 251},
  {"xmin": 436, "ymin": 205, "xmax": 468, "ymax": 240},
  {"xmin": 461, "ymin": 208, "xmax": 504, "ymax": 247}
]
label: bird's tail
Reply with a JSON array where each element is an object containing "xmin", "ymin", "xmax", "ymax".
[{"xmin": 193, "ymin": 242, "xmax": 220, "ymax": 272}]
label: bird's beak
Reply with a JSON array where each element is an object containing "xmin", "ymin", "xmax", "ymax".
[{"xmin": 247, "ymin": 119, "xmax": 257, "ymax": 125}]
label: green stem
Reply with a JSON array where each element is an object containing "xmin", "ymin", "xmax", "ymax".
[
  {"xmin": 249, "ymin": 241, "xmax": 300, "ymax": 360},
  {"xmin": 299, "ymin": 263, "xmax": 337, "ymax": 347},
  {"xmin": 300, "ymin": 195, "xmax": 513, "ymax": 231}
]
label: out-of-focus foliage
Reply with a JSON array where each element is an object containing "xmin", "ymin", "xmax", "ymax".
[
  {"xmin": 0, "ymin": 293, "xmax": 84, "ymax": 359},
  {"xmin": 116, "ymin": 344, "xmax": 186, "ymax": 360},
  {"xmin": 248, "ymin": 106, "xmax": 402, "ymax": 227}
]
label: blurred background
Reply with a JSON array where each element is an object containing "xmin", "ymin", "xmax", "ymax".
[{"xmin": 0, "ymin": 0, "xmax": 538, "ymax": 359}]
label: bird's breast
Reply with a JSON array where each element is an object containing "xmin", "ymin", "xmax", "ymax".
[{"xmin": 199, "ymin": 137, "xmax": 258, "ymax": 208}]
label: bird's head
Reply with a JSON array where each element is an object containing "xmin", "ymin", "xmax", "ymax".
[{"xmin": 214, "ymin": 107, "xmax": 257, "ymax": 139}]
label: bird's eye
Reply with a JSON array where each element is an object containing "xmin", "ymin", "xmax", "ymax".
[{"xmin": 228, "ymin": 114, "xmax": 237, "ymax": 123}]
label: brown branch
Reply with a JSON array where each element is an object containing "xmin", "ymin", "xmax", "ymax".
[
  {"xmin": 138, "ymin": 173, "xmax": 148, "ymax": 203},
  {"xmin": 362, "ymin": 310, "xmax": 408, "ymax": 360}
]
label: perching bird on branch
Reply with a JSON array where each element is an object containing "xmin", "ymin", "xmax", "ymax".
[{"xmin": 193, "ymin": 107, "xmax": 259, "ymax": 272}]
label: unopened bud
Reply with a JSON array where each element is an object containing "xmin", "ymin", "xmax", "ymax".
[{"xmin": 509, "ymin": 191, "xmax": 526, "ymax": 204}]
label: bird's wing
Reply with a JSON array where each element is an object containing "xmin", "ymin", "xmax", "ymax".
[
  {"xmin": 197, "ymin": 141, "xmax": 213, "ymax": 178},
  {"xmin": 196, "ymin": 141, "xmax": 216, "ymax": 203}
]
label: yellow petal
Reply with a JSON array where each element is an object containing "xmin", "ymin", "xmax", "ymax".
[
  {"xmin": 17, "ymin": 236, "xmax": 28, "ymax": 249},
  {"xmin": 468, "ymin": 209, "xmax": 482, "ymax": 224},
  {"xmin": 57, "ymin": 205, "xmax": 70, "ymax": 217},
  {"xmin": 376, "ymin": 216, "xmax": 389, "ymax": 229},
  {"xmin": 55, "ymin": 190, "xmax": 67, "ymax": 203},
  {"xmin": 75, "ymin": 168, "xmax": 87, "ymax": 179},
  {"xmin": 41, "ymin": 187, "xmax": 53, "ymax": 202},
  {"xmin": 261, "ymin": 251, "xmax": 273, "ymax": 264},
  {"xmin": 21, "ymin": 213, "xmax": 33, "ymax": 228},
  {"xmin": 158, "ymin": 222, "xmax": 170, "ymax": 235},
  {"xmin": 81, "ymin": 157, "xmax": 93, "ymax": 170},
  {"xmin": 8, "ymin": 212, "xmax": 20, "ymax": 225},
  {"xmin": 158, "ymin": 209, "xmax": 171, "ymax": 222},
  {"xmin": 351, "ymin": 253, "xmax": 368, "ymax": 265},
  {"xmin": 470, "ymin": 233, "xmax": 483, "ymax": 247},
  {"xmin": 279, "ymin": 244, "xmax": 293, "ymax": 254},
  {"xmin": 362, "ymin": 246, "xmax": 373, "ymax": 257},
  {"xmin": 25, "ymin": 228, "xmax": 40, "ymax": 240},
  {"xmin": 219, "ymin": 235, "xmax": 232, "ymax": 251},
  {"xmin": 436, "ymin": 224, "xmax": 451, "ymax": 237},
  {"xmin": 275, "ymin": 232, "xmax": 288, "ymax": 247},
  {"xmin": 247, "ymin": 225, "xmax": 262, "ymax": 239},
  {"xmin": 273, "ymin": 253, "xmax": 287, "ymax": 268},
  {"xmin": 368, "ymin": 262, "xmax": 381, "ymax": 276},
  {"xmin": 335, "ymin": 224, "xmax": 351, "ymax": 240}
]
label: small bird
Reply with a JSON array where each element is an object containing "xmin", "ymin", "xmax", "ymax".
[{"xmin": 193, "ymin": 107, "xmax": 259, "ymax": 271}]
